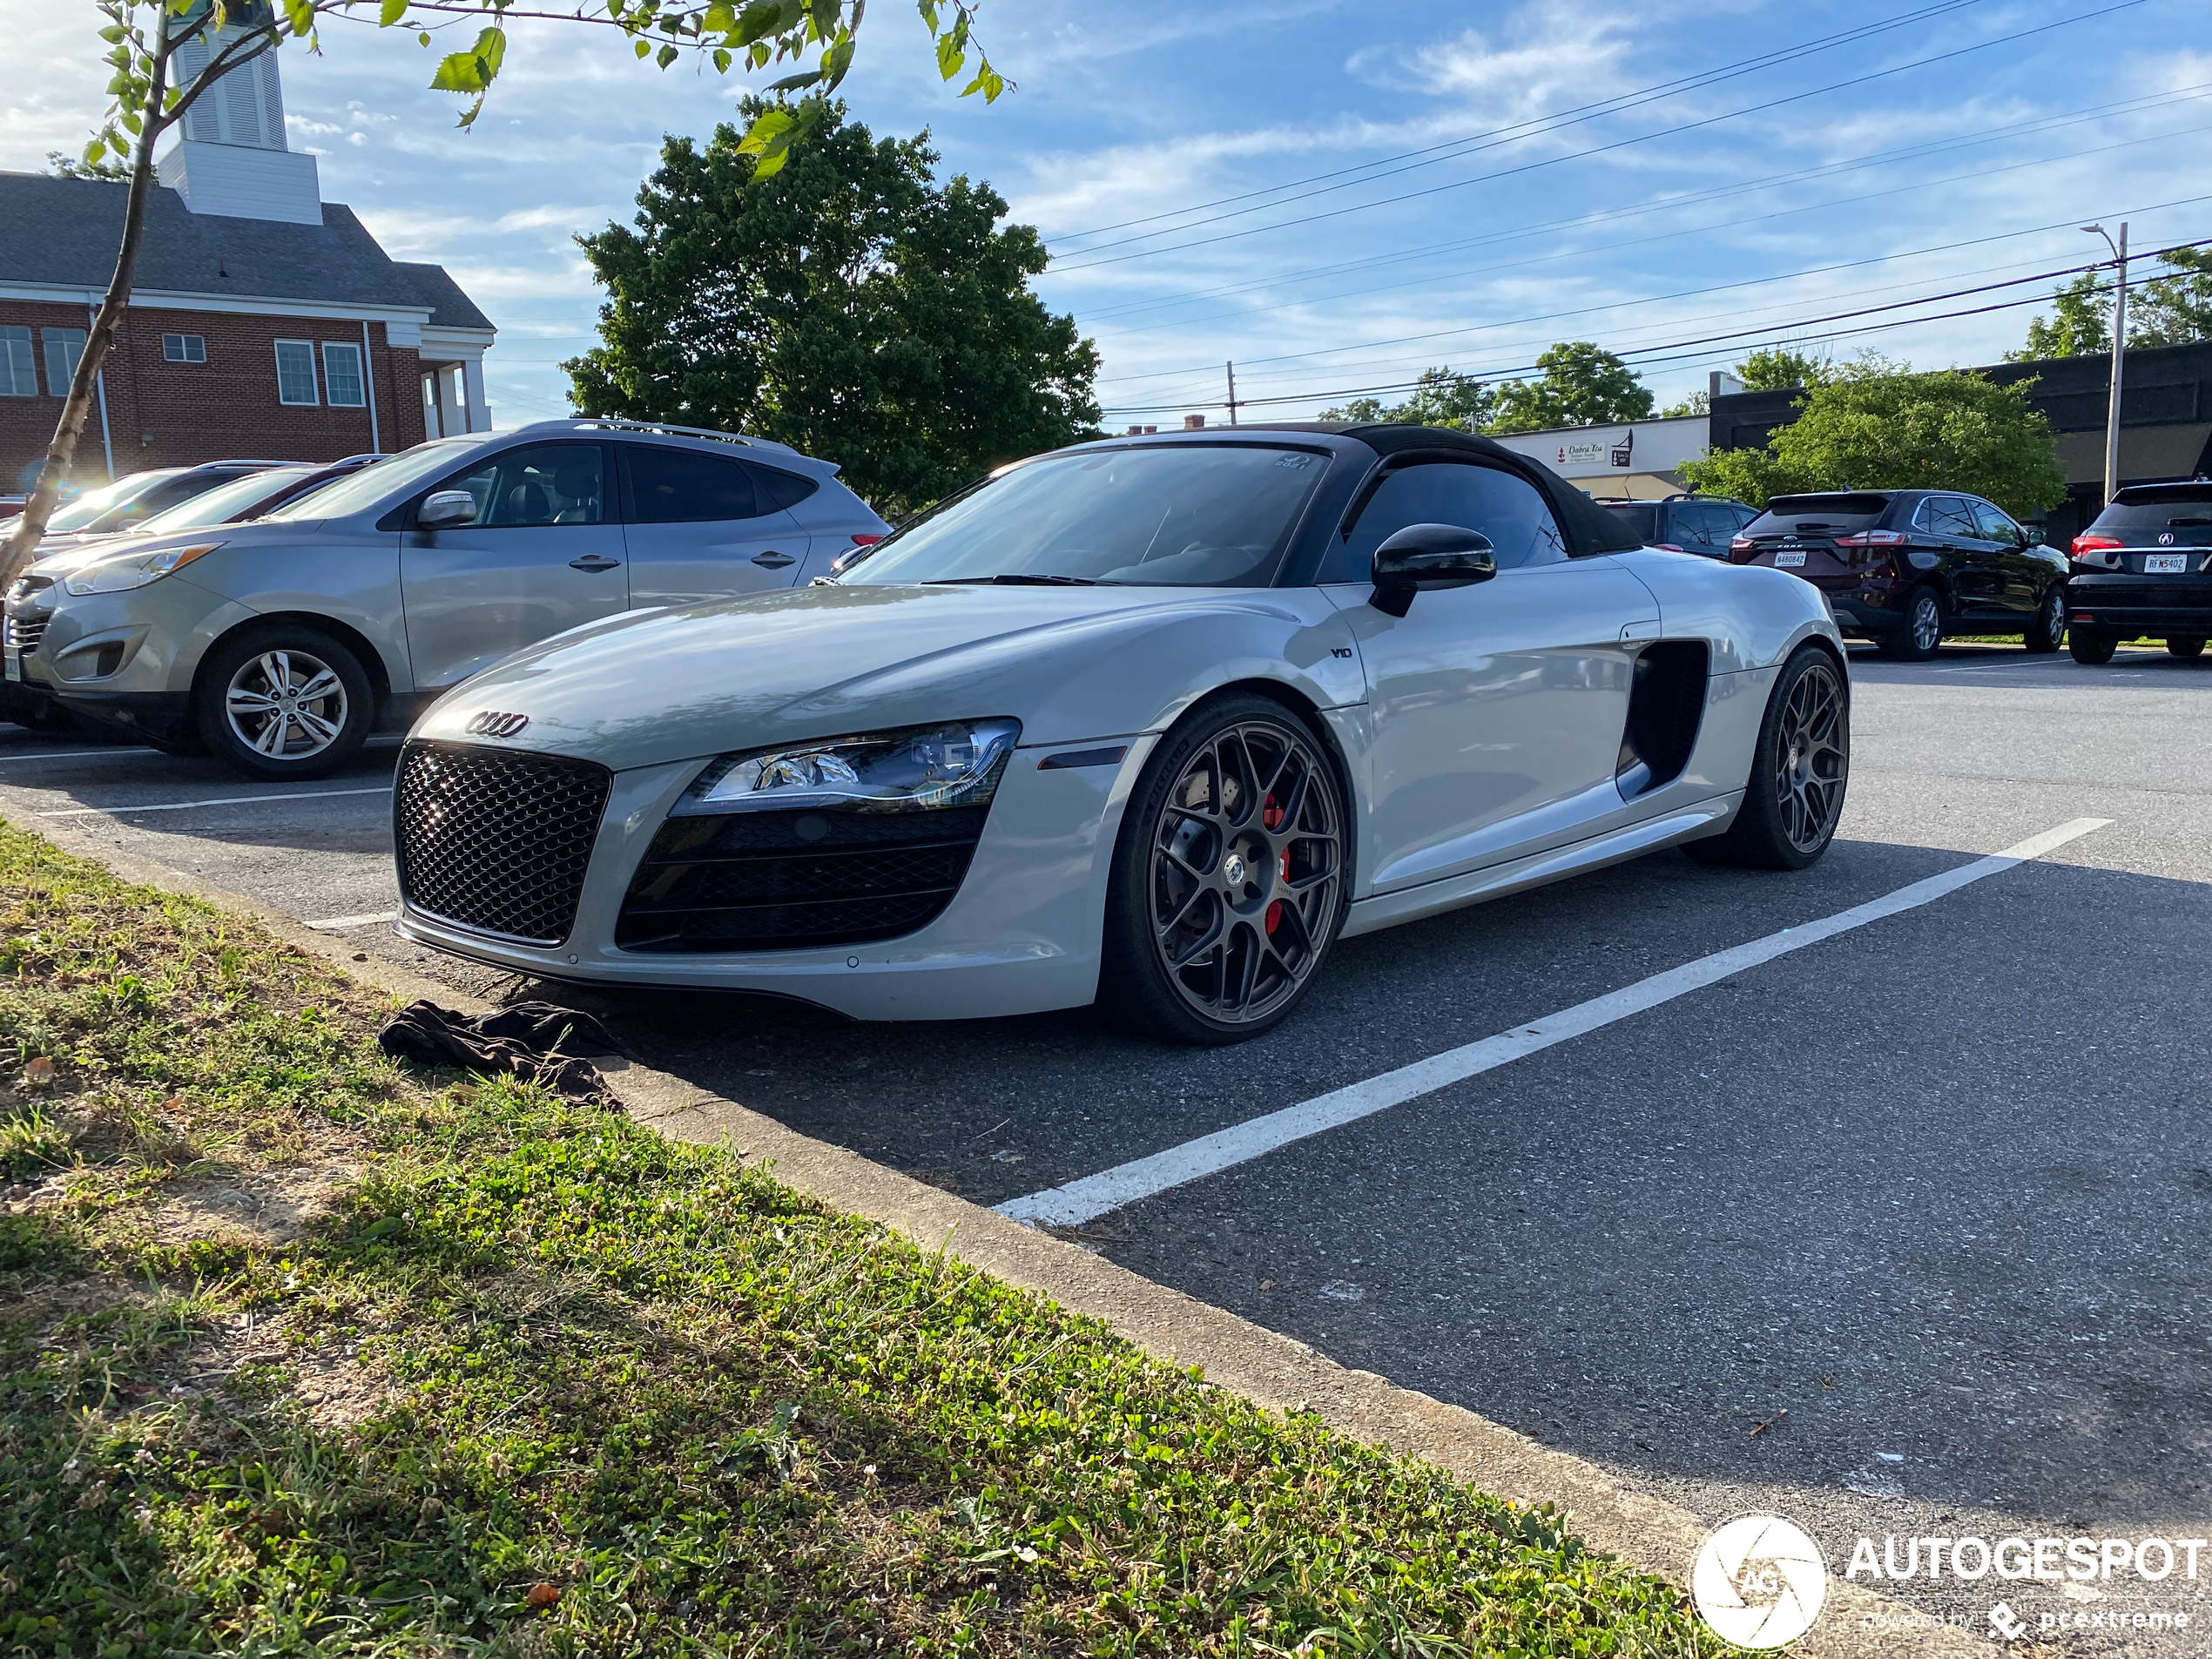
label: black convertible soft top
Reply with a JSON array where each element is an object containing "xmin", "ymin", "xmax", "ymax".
[{"xmin": 1247, "ymin": 421, "xmax": 1646, "ymax": 558}]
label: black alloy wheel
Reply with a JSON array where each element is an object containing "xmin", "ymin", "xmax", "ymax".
[
  {"xmin": 1878, "ymin": 588, "xmax": 1944, "ymax": 662},
  {"xmin": 2023, "ymin": 583, "xmax": 2067, "ymax": 653},
  {"xmin": 1686, "ymin": 644, "xmax": 1850, "ymax": 871},
  {"xmin": 1101, "ymin": 695, "xmax": 1347, "ymax": 1044},
  {"xmin": 2167, "ymin": 637, "xmax": 2206, "ymax": 660}
]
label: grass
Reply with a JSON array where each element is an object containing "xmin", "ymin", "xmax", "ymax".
[{"xmin": 0, "ymin": 818, "xmax": 1721, "ymax": 1657}]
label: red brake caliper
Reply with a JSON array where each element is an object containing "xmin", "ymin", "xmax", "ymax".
[{"xmin": 1263, "ymin": 793, "xmax": 1286, "ymax": 935}]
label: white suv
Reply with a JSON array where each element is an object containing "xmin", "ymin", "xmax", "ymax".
[{"xmin": 3, "ymin": 419, "xmax": 889, "ymax": 779}]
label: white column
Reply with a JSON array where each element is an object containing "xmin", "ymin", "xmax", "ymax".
[{"xmin": 462, "ymin": 357, "xmax": 490, "ymax": 432}]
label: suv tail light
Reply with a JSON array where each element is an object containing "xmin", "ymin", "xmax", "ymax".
[
  {"xmin": 1833, "ymin": 530, "xmax": 1906, "ymax": 548},
  {"xmin": 2071, "ymin": 532, "xmax": 2123, "ymax": 557},
  {"xmin": 850, "ymin": 532, "xmax": 886, "ymax": 547}
]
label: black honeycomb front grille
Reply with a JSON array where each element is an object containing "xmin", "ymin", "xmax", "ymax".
[
  {"xmin": 616, "ymin": 804, "xmax": 988, "ymax": 953},
  {"xmin": 395, "ymin": 739, "xmax": 611, "ymax": 946}
]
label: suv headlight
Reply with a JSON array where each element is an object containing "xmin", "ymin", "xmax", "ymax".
[
  {"xmin": 672, "ymin": 718, "xmax": 1022, "ymax": 817},
  {"xmin": 61, "ymin": 542, "xmax": 223, "ymax": 596}
]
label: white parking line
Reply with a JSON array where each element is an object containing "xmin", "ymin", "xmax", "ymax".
[
  {"xmin": 0, "ymin": 746, "xmax": 160, "ymax": 763},
  {"xmin": 998, "ymin": 817, "xmax": 2114, "ymax": 1229},
  {"xmin": 37, "ymin": 786, "xmax": 392, "ymax": 819},
  {"xmin": 305, "ymin": 910, "xmax": 399, "ymax": 930}
]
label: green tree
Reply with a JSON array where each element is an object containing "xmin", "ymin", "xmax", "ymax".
[
  {"xmin": 1318, "ymin": 366, "xmax": 1492, "ymax": 431},
  {"xmin": 1733, "ymin": 347, "xmax": 1831, "ymax": 391},
  {"xmin": 1658, "ymin": 388, "xmax": 1709, "ymax": 418},
  {"xmin": 3, "ymin": 0, "xmax": 1001, "ymax": 582},
  {"xmin": 1486, "ymin": 341, "xmax": 1653, "ymax": 434},
  {"xmin": 46, "ymin": 149, "xmax": 131, "ymax": 180},
  {"xmin": 569, "ymin": 105, "xmax": 1100, "ymax": 518},
  {"xmin": 1677, "ymin": 362, "xmax": 2067, "ymax": 518},
  {"xmin": 2009, "ymin": 245, "xmax": 2212, "ymax": 361}
]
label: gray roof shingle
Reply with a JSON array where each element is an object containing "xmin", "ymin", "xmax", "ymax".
[{"xmin": 0, "ymin": 171, "xmax": 494, "ymax": 331}]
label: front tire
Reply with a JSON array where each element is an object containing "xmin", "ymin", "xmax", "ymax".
[
  {"xmin": 1099, "ymin": 694, "xmax": 1348, "ymax": 1045},
  {"xmin": 193, "ymin": 626, "xmax": 373, "ymax": 781},
  {"xmin": 2068, "ymin": 627, "xmax": 2119, "ymax": 665},
  {"xmin": 2024, "ymin": 583, "xmax": 2067, "ymax": 653},
  {"xmin": 2167, "ymin": 636, "xmax": 2205, "ymax": 659},
  {"xmin": 1685, "ymin": 644, "xmax": 1850, "ymax": 872},
  {"xmin": 1876, "ymin": 588, "xmax": 1944, "ymax": 661}
]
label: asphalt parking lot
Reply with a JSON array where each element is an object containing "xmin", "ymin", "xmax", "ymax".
[{"xmin": 6, "ymin": 641, "xmax": 2209, "ymax": 1647}]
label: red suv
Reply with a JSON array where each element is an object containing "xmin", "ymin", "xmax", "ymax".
[{"xmin": 1730, "ymin": 489, "xmax": 2070, "ymax": 661}]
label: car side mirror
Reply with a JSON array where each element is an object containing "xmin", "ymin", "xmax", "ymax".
[
  {"xmin": 2026, "ymin": 527, "xmax": 2044, "ymax": 545},
  {"xmin": 1370, "ymin": 523, "xmax": 1496, "ymax": 617},
  {"xmin": 417, "ymin": 489, "xmax": 479, "ymax": 531}
]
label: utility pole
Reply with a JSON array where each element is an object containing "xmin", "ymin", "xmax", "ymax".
[
  {"xmin": 2083, "ymin": 220, "xmax": 2128, "ymax": 504},
  {"xmin": 1225, "ymin": 361, "xmax": 1239, "ymax": 426}
]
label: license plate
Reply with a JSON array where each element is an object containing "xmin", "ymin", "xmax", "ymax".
[
  {"xmin": 3, "ymin": 647, "xmax": 17, "ymax": 684},
  {"xmin": 1774, "ymin": 550, "xmax": 1807, "ymax": 567},
  {"xmin": 2144, "ymin": 553, "xmax": 2189, "ymax": 573}
]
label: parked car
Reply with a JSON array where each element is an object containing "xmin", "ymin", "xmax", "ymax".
[
  {"xmin": 3, "ymin": 420, "xmax": 888, "ymax": 776},
  {"xmin": 2, "ymin": 455, "xmax": 385, "ymax": 733},
  {"xmin": 25, "ymin": 459, "xmax": 299, "ymax": 557},
  {"xmin": 1596, "ymin": 493, "xmax": 1757, "ymax": 557},
  {"xmin": 2064, "ymin": 480, "xmax": 2212, "ymax": 664},
  {"xmin": 389, "ymin": 422, "xmax": 1846, "ymax": 1044},
  {"xmin": 1729, "ymin": 489, "xmax": 2068, "ymax": 660}
]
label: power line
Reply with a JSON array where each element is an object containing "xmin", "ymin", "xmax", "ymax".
[
  {"xmin": 1048, "ymin": 0, "xmax": 2148, "ymax": 274},
  {"xmin": 1045, "ymin": 0, "xmax": 1987, "ymax": 249},
  {"xmin": 1095, "ymin": 238, "xmax": 2212, "ymax": 415},
  {"xmin": 1076, "ymin": 83, "xmax": 2212, "ymax": 341}
]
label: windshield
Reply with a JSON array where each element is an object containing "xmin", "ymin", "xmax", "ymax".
[
  {"xmin": 1747, "ymin": 492, "xmax": 1893, "ymax": 534},
  {"xmin": 846, "ymin": 443, "xmax": 1329, "ymax": 588},
  {"xmin": 2094, "ymin": 484, "xmax": 2212, "ymax": 533},
  {"xmin": 261, "ymin": 440, "xmax": 474, "ymax": 523},
  {"xmin": 136, "ymin": 467, "xmax": 315, "ymax": 533},
  {"xmin": 1602, "ymin": 503, "xmax": 1660, "ymax": 542},
  {"xmin": 44, "ymin": 470, "xmax": 183, "ymax": 533}
]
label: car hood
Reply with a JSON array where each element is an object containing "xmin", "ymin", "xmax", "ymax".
[
  {"xmin": 16, "ymin": 516, "xmax": 318, "ymax": 588},
  {"xmin": 413, "ymin": 580, "xmax": 1349, "ymax": 771}
]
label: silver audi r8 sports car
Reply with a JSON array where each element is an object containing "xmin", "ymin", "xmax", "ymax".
[{"xmin": 393, "ymin": 424, "xmax": 1850, "ymax": 1043}]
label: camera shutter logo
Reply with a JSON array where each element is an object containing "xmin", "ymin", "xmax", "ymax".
[
  {"xmin": 464, "ymin": 711, "xmax": 529, "ymax": 738},
  {"xmin": 1690, "ymin": 1514, "xmax": 1829, "ymax": 1649}
]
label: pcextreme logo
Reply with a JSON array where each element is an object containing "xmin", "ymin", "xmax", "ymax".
[{"xmin": 1690, "ymin": 1514, "xmax": 1830, "ymax": 1649}]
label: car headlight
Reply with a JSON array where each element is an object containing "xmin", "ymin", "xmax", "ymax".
[
  {"xmin": 60, "ymin": 542, "xmax": 223, "ymax": 596},
  {"xmin": 671, "ymin": 718, "xmax": 1022, "ymax": 817}
]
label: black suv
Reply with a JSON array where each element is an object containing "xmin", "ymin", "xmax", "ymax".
[
  {"xmin": 2066, "ymin": 481, "xmax": 2212, "ymax": 664},
  {"xmin": 1730, "ymin": 489, "xmax": 2069, "ymax": 660},
  {"xmin": 1596, "ymin": 493, "xmax": 1757, "ymax": 558}
]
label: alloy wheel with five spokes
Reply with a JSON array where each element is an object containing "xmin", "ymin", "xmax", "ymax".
[{"xmin": 226, "ymin": 648, "xmax": 350, "ymax": 759}]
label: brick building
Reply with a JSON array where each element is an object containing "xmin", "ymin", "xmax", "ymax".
[{"xmin": 0, "ymin": 31, "xmax": 493, "ymax": 494}]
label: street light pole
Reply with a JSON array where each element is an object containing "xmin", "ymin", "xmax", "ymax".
[
  {"xmin": 2083, "ymin": 221, "xmax": 2128, "ymax": 505},
  {"xmin": 1225, "ymin": 361, "xmax": 1239, "ymax": 426}
]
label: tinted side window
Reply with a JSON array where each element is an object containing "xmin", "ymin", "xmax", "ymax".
[
  {"xmin": 1605, "ymin": 503, "xmax": 1660, "ymax": 543},
  {"xmin": 1680, "ymin": 503, "xmax": 1730, "ymax": 543},
  {"xmin": 1325, "ymin": 462, "xmax": 1566, "ymax": 583},
  {"xmin": 1971, "ymin": 500, "xmax": 2020, "ymax": 543},
  {"xmin": 631, "ymin": 446, "xmax": 760, "ymax": 523},
  {"xmin": 749, "ymin": 464, "xmax": 819, "ymax": 512},
  {"xmin": 1916, "ymin": 496, "xmax": 1976, "ymax": 538},
  {"xmin": 442, "ymin": 444, "xmax": 605, "ymax": 528}
]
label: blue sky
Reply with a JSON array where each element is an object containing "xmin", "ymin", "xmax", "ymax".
[{"xmin": 4, "ymin": 0, "xmax": 2208, "ymax": 433}]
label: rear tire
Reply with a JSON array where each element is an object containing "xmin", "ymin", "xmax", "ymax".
[
  {"xmin": 2068, "ymin": 628, "xmax": 2119, "ymax": 665},
  {"xmin": 1876, "ymin": 587, "xmax": 1943, "ymax": 661},
  {"xmin": 1684, "ymin": 644, "xmax": 1850, "ymax": 872},
  {"xmin": 192, "ymin": 625, "xmax": 373, "ymax": 781},
  {"xmin": 2167, "ymin": 636, "xmax": 2205, "ymax": 659},
  {"xmin": 2023, "ymin": 583, "xmax": 2067, "ymax": 653},
  {"xmin": 1098, "ymin": 693, "xmax": 1349, "ymax": 1045}
]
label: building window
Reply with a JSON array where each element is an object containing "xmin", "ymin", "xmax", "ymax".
[
  {"xmin": 163, "ymin": 334, "xmax": 207, "ymax": 363},
  {"xmin": 320, "ymin": 341, "xmax": 366, "ymax": 408},
  {"xmin": 274, "ymin": 339, "xmax": 318, "ymax": 406},
  {"xmin": 42, "ymin": 328, "xmax": 88, "ymax": 398},
  {"xmin": 0, "ymin": 327, "xmax": 33, "ymax": 397}
]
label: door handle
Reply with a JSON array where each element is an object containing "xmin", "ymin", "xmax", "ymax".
[
  {"xmin": 752, "ymin": 550, "xmax": 797, "ymax": 569},
  {"xmin": 1620, "ymin": 618, "xmax": 1662, "ymax": 641},
  {"xmin": 570, "ymin": 555, "xmax": 622, "ymax": 572}
]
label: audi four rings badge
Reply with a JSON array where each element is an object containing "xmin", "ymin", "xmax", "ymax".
[{"xmin": 464, "ymin": 711, "xmax": 529, "ymax": 738}]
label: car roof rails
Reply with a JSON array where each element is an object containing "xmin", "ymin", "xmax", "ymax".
[{"xmin": 514, "ymin": 415, "xmax": 809, "ymax": 460}]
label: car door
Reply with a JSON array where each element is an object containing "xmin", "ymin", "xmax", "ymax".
[
  {"xmin": 1969, "ymin": 498, "xmax": 2040, "ymax": 615},
  {"xmin": 1919, "ymin": 494, "xmax": 2002, "ymax": 618},
  {"xmin": 399, "ymin": 441, "xmax": 629, "ymax": 690},
  {"xmin": 1324, "ymin": 458, "xmax": 1661, "ymax": 893},
  {"xmin": 618, "ymin": 443, "xmax": 813, "ymax": 607}
]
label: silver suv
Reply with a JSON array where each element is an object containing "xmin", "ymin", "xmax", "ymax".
[{"xmin": 3, "ymin": 419, "xmax": 889, "ymax": 779}]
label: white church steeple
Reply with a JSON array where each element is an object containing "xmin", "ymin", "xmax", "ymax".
[{"xmin": 155, "ymin": 3, "xmax": 323, "ymax": 226}]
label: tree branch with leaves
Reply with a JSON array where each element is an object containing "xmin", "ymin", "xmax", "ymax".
[{"xmin": 2, "ymin": 0, "xmax": 1005, "ymax": 584}]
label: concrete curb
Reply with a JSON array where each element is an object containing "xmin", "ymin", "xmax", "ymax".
[{"xmin": 44, "ymin": 829, "xmax": 1987, "ymax": 1659}]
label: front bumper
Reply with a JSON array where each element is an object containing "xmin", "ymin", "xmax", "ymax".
[{"xmin": 393, "ymin": 736, "xmax": 1157, "ymax": 1021}]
